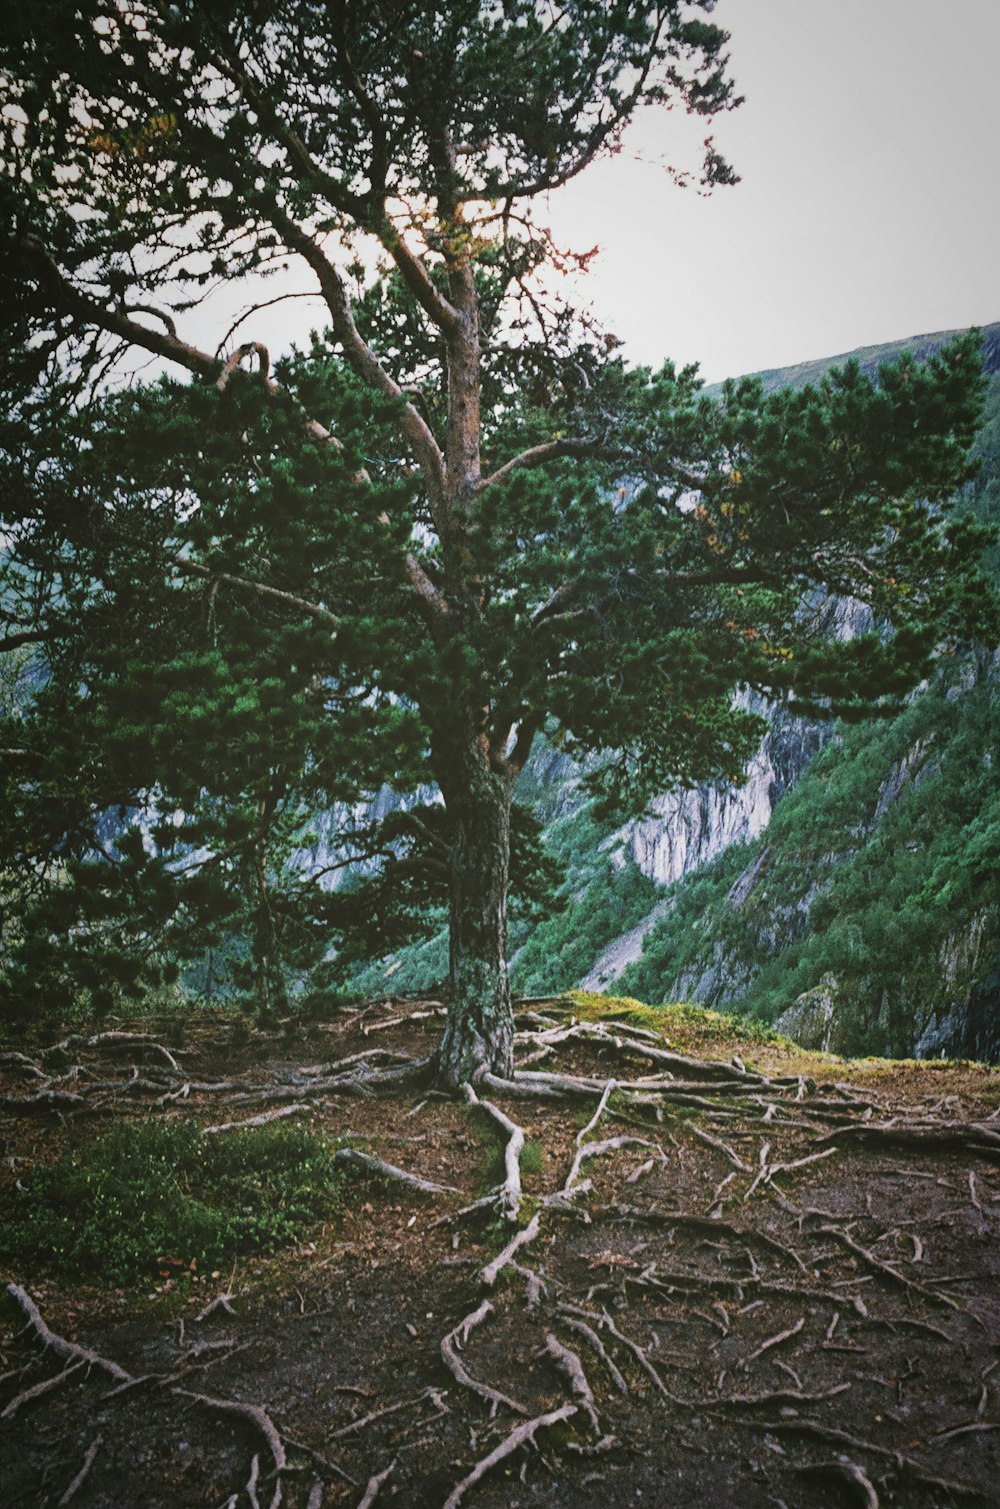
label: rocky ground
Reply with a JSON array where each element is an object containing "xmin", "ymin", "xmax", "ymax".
[{"xmin": 2, "ymin": 994, "xmax": 1000, "ymax": 1508}]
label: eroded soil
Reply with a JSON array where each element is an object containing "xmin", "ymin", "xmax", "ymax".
[{"xmin": 2, "ymin": 996, "xmax": 1000, "ymax": 1508}]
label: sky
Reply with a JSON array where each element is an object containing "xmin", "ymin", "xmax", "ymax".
[
  {"xmin": 180, "ymin": 0, "xmax": 1000, "ymax": 390},
  {"xmin": 545, "ymin": 0, "xmax": 1000, "ymax": 382}
]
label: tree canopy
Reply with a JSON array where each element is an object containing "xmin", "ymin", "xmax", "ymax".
[{"xmin": 0, "ymin": 1, "xmax": 994, "ymax": 1079}]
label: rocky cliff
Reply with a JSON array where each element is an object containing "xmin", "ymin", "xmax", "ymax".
[{"xmin": 619, "ymin": 642, "xmax": 1000, "ymax": 1060}]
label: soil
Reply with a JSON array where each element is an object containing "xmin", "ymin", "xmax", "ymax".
[{"xmin": 2, "ymin": 994, "xmax": 1000, "ymax": 1509}]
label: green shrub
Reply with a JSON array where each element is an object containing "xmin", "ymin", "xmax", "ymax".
[{"xmin": 0, "ymin": 1119, "xmax": 342, "ymax": 1283}]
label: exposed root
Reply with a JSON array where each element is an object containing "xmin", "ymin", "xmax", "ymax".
[
  {"xmin": 744, "ymin": 1416, "xmax": 982, "ymax": 1497},
  {"xmin": 177, "ymin": 1390, "xmax": 286, "ymax": 1509},
  {"xmin": 245, "ymin": 1452, "xmax": 261, "ymax": 1509},
  {"xmin": 332, "ymin": 1146, "xmax": 460, "ymax": 1194},
  {"xmin": 686, "ymin": 1123, "xmax": 751, "ymax": 1171},
  {"xmin": 739, "ymin": 1317, "xmax": 805, "ymax": 1370},
  {"xmin": 441, "ymin": 1402, "xmax": 578, "ymax": 1509},
  {"xmin": 6, "ymin": 1284, "xmax": 132, "ymax": 1383},
  {"xmin": 792, "ymin": 1459, "xmax": 879, "ymax": 1508},
  {"xmin": 355, "ymin": 1458, "xmax": 396, "ymax": 1508},
  {"xmin": 57, "ymin": 1433, "xmax": 103, "ymax": 1507},
  {"xmin": 1, "ymin": 1089, "xmax": 90, "ymax": 1114},
  {"xmin": 543, "ymin": 1332, "xmax": 600, "ymax": 1433},
  {"xmin": 720, "ymin": 1383, "xmax": 851, "ymax": 1409},
  {"xmin": 600, "ymin": 1204, "xmax": 810, "ymax": 1274},
  {"xmin": 440, "ymin": 1301, "xmax": 528, "ymax": 1416},
  {"xmin": 815, "ymin": 1121, "xmax": 1000, "ymax": 1160},
  {"xmin": 0, "ymin": 1051, "xmax": 46, "ymax": 1078},
  {"xmin": 195, "ymin": 1293, "xmax": 237, "ymax": 1323},
  {"xmin": 202, "ymin": 1105, "xmax": 312, "ymax": 1134},
  {"xmin": 742, "ymin": 1141, "xmax": 838, "ymax": 1199},
  {"xmin": 42, "ymin": 1031, "xmax": 183, "ymax": 1071},
  {"xmin": 328, "ymin": 1388, "xmax": 445, "ymax": 1442},
  {"xmin": 479, "ymin": 1212, "xmax": 542, "ymax": 1289},
  {"xmin": 462, "ymin": 1082, "xmax": 525, "ymax": 1221},
  {"xmin": 559, "ymin": 1303, "xmax": 677, "ymax": 1403},
  {"xmin": 1, "ymin": 1358, "xmax": 85, "ymax": 1418},
  {"xmin": 7, "ymin": 997, "xmax": 1000, "ymax": 1506},
  {"xmin": 560, "ymin": 1137, "xmax": 661, "ymax": 1200},
  {"xmin": 510, "ymin": 1263, "xmax": 546, "ymax": 1309},
  {"xmin": 812, "ymin": 1223, "xmax": 963, "ymax": 1311},
  {"xmin": 932, "ymin": 1419, "xmax": 1000, "ymax": 1443},
  {"xmin": 559, "ymin": 1316, "xmax": 629, "ymax": 1396}
]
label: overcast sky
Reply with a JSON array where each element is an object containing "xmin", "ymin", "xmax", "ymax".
[{"xmin": 547, "ymin": 0, "xmax": 1000, "ymax": 382}]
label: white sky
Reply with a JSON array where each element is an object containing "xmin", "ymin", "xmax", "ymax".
[{"xmin": 546, "ymin": 0, "xmax": 1000, "ymax": 382}]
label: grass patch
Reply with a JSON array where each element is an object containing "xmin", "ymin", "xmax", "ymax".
[
  {"xmin": 0, "ymin": 1119, "xmax": 343, "ymax": 1285},
  {"xmin": 559, "ymin": 990, "xmax": 782, "ymax": 1048},
  {"xmin": 480, "ymin": 1135, "xmax": 544, "ymax": 1189}
]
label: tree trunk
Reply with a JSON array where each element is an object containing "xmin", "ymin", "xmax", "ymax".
[{"xmin": 435, "ymin": 738, "xmax": 515, "ymax": 1087}]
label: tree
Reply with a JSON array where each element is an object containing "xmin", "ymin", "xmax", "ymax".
[{"xmin": 0, "ymin": 1, "xmax": 992, "ymax": 1082}]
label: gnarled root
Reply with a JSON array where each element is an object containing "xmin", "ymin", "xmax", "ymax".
[
  {"xmin": 441, "ymin": 1403, "xmax": 578, "ymax": 1509},
  {"xmin": 440, "ymin": 1300, "xmax": 528, "ymax": 1416}
]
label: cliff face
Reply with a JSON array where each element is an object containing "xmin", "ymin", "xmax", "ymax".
[{"xmin": 620, "ymin": 644, "xmax": 1000, "ymax": 1060}]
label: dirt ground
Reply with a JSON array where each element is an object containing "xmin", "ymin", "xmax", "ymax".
[{"xmin": 2, "ymin": 994, "xmax": 1000, "ymax": 1509}]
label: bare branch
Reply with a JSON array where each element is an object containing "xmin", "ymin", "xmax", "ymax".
[
  {"xmin": 18, "ymin": 237, "xmax": 220, "ymax": 383},
  {"xmin": 169, "ymin": 557, "xmax": 339, "ymax": 630},
  {"xmin": 479, "ymin": 436, "xmax": 602, "ymax": 494},
  {"xmin": 271, "ymin": 210, "xmax": 447, "ymax": 502},
  {"xmin": 0, "ymin": 629, "xmax": 46, "ymax": 652},
  {"xmin": 216, "ymin": 342, "xmax": 270, "ymax": 391}
]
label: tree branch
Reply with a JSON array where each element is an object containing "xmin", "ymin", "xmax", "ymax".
[
  {"xmin": 202, "ymin": 24, "xmax": 460, "ymax": 337},
  {"xmin": 17, "ymin": 236, "xmax": 220, "ymax": 383},
  {"xmin": 169, "ymin": 558, "xmax": 339, "ymax": 629},
  {"xmin": 530, "ymin": 565, "xmax": 781, "ymax": 632},
  {"xmin": 479, "ymin": 436, "xmax": 603, "ymax": 494},
  {"xmin": 216, "ymin": 342, "xmax": 270, "ymax": 391},
  {"xmin": 270, "ymin": 209, "xmax": 448, "ymax": 504},
  {"xmin": 0, "ymin": 629, "xmax": 47, "ymax": 653}
]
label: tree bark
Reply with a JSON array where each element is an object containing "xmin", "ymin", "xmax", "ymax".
[{"xmin": 435, "ymin": 735, "xmax": 515, "ymax": 1086}]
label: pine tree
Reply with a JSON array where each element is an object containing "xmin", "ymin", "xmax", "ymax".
[{"xmin": 0, "ymin": 2, "xmax": 993, "ymax": 1080}]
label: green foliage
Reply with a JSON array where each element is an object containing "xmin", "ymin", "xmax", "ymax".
[
  {"xmin": 0, "ymin": 1, "xmax": 994, "ymax": 1049},
  {"xmin": 623, "ymin": 660, "xmax": 1000, "ymax": 1055},
  {"xmin": 511, "ymin": 804, "xmax": 660, "ymax": 995},
  {"xmin": 0, "ymin": 1120, "xmax": 343, "ymax": 1284}
]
